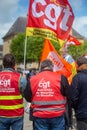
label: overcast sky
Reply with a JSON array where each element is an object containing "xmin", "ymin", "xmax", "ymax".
[{"xmin": 0, "ymin": 0, "xmax": 87, "ymax": 44}]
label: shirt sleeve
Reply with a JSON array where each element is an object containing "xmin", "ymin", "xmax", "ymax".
[
  {"xmin": 65, "ymin": 54, "xmax": 74, "ymax": 64},
  {"xmin": 20, "ymin": 76, "xmax": 27, "ymax": 94},
  {"xmin": 23, "ymin": 79, "xmax": 32, "ymax": 102},
  {"xmin": 70, "ymin": 75, "xmax": 79, "ymax": 109},
  {"xmin": 60, "ymin": 75, "xmax": 70, "ymax": 99}
]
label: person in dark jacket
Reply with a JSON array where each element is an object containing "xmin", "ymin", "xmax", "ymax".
[
  {"xmin": 70, "ymin": 56, "xmax": 87, "ymax": 130},
  {"xmin": 24, "ymin": 59, "xmax": 70, "ymax": 130}
]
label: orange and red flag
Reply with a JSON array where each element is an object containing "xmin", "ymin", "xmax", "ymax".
[{"xmin": 40, "ymin": 39, "xmax": 72, "ymax": 78}]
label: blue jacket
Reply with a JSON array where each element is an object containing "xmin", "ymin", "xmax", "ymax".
[{"xmin": 70, "ymin": 64, "xmax": 87, "ymax": 119}]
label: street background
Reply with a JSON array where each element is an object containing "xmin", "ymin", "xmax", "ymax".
[
  {"xmin": 24, "ymin": 112, "xmax": 33, "ymax": 130},
  {"xmin": 24, "ymin": 99, "xmax": 33, "ymax": 130}
]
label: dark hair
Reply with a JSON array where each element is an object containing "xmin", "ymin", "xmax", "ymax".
[
  {"xmin": 77, "ymin": 56, "xmax": 87, "ymax": 66},
  {"xmin": 3, "ymin": 53, "xmax": 15, "ymax": 68},
  {"xmin": 39, "ymin": 59, "xmax": 54, "ymax": 71}
]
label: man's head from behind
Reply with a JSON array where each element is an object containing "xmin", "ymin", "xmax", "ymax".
[
  {"xmin": 39, "ymin": 59, "xmax": 54, "ymax": 72},
  {"xmin": 77, "ymin": 56, "xmax": 87, "ymax": 67},
  {"xmin": 3, "ymin": 53, "xmax": 15, "ymax": 68}
]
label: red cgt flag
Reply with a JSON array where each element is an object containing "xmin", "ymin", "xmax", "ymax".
[
  {"xmin": 40, "ymin": 39, "xmax": 72, "ymax": 78},
  {"xmin": 64, "ymin": 35, "xmax": 82, "ymax": 48},
  {"xmin": 26, "ymin": 0, "xmax": 74, "ymax": 43}
]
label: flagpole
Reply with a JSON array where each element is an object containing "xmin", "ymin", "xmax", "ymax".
[{"xmin": 24, "ymin": 36, "xmax": 27, "ymax": 70}]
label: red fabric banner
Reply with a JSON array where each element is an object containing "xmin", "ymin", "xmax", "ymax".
[
  {"xmin": 26, "ymin": 0, "xmax": 74, "ymax": 42},
  {"xmin": 64, "ymin": 35, "xmax": 81, "ymax": 48}
]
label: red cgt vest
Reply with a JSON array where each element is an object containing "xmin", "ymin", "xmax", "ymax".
[
  {"xmin": 30, "ymin": 71, "xmax": 67, "ymax": 118},
  {"xmin": 0, "ymin": 70, "xmax": 24, "ymax": 117}
]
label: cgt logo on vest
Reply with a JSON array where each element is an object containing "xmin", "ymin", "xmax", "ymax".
[
  {"xmin": 39, "ymin": 78, "xmax": 50, "ymax": 89},
  {"xmin": 0, "ymin": 74, "xmax": 11, "ymax": 88},
  {"xmin": 36, "ymin": 78, "xmax": 54, "ymax": 97}
]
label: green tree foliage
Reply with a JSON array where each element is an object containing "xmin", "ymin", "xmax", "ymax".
[
  {"xmin": 10, "ymin": 33, "xmax": 60, "ymax": 64},
  {"xmin": 68, "ymin": 40, "xmax": 87, "ymax": 60},
  {"xmin": 10, "ymin": 33, "xmax": 87, "ymax": 64},
  {"xmin": 26, "ymin": 36, "xmax": 44, "ymax": 62},
  {"xmin": 50, "ymin": 40, "xmax": 60, "ymax": 52},
  {"xmin": 10, "ymin": 33, "xmax": 25, "ymax": 63}
]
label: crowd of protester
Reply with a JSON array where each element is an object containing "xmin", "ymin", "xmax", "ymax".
[{"xmin": 0, "ymin": 52, "xmax": 87, "ymax": 130}]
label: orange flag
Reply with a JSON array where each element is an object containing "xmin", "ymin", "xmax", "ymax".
[{"xmin": 40, "ymin": 39, "xmax": 72, "ymax": 78}]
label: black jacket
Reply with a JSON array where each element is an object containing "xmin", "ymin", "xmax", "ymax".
[{"xmin": 70, "ymin": 64, "xmax": 87, "ymax": 119}]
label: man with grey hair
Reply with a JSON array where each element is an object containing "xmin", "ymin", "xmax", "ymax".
[
  {"xmin": 24, "ymin": 59, "xmax": 70, "ymax": 130},
  {"xmin": 39, "ymin": 59, "xmax": 54, "ymax": 71}
]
